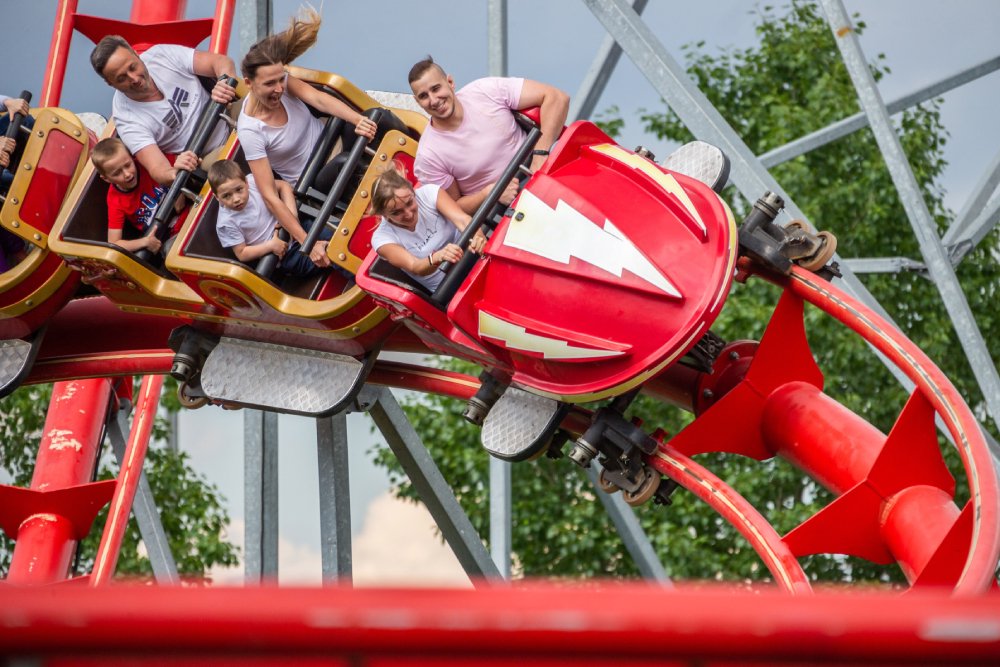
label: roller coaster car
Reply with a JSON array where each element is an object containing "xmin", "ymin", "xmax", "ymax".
[
  {"xmin": 168, "ymin": 69, "xmax": 425, "ymax": 357},
  {"xmin": 0, "ymin": 107, "xmax": 94, "ymax": 391},
  {"xmin": 50, "ymin": 69, "xmax": 422, "ymax": 353},
  {"xmin": 51, "ymin": 68, "xmax": 425, "ymax": 415},
  {"xmin": 357, "ymin": 120, "xmax": 738, "ymax": 457}
]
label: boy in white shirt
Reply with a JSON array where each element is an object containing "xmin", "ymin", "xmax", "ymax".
[
  {"xmin": 209, "ymin": 159, "xmax": 336, "ymax": 278},
  {"xmin": 208, "ymin": 160, "xmax": 289, "ymax": 268}
]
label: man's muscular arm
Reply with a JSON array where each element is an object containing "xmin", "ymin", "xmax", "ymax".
[{"xmin": 517, "ymin": 79, "xmax": 569, "ymax": 172}]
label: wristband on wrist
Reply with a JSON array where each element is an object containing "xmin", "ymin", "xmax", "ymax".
[
  {"xmin": 428, "ymin": 253, "xmax": 435, "ymax": 268},
  {"xmin": 532, "ymin": 149, "xmax": 549, "ymax": 156}
]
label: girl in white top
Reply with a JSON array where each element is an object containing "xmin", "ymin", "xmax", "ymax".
[
  {"xmin": 237, "ymin": 7, "xmax": 376, "ymax": 270},
  {"xmin": 370, "ymin": 168, "xmax": 486, "ymax": 292}
]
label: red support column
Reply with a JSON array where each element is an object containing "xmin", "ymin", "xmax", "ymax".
[
  {"xmin": 90, "ymin": 375, "xmax": 164, "ymax": 585},
  {"xmin": 210, "ymin": 0, "xmax": 237, "ymax": 54},
  {"xmin": 129, "ymin": 0, "xmax": 187, "ymax": 23},
  {"xmin": 39, "ymin": 0, "xmax": 79, "ymax": 107},
  {"xmin": 6, "ymin": 379, "xmax": 114, "ymax": 585}
]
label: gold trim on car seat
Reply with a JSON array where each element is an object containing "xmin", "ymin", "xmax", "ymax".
[
  {"xmin": 1, "ymin": 261, "xmax": 74, "ymax": 317},
  {"xmin": 48, "ymin": 119, "xmax": 206, "ymax": 308},
  {"xmin": 0, "ymin": 108, "xmax": 91, "ymax": 248},
  {"xmin": 286, "ymin": 66, "xmax": 428, "ymax": 135},
  {"xmin": 328, "ymin": 129, "xmax": 418, "ymax": 275}
]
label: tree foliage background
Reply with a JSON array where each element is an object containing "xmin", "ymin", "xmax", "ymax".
[
  {"xmin": 0, "ymin": 379, "xmax": 238, "ymax": 579},
  {"xmin": 375, "ymin": 1, "xmax": 998, "ymax": 584}
]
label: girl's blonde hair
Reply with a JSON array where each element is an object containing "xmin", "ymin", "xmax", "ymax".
[
  {"xmin": 370, "ymin": 166, "xmax": 415, "ymax": 216},
  {"xmin": 241, "ymin": 6, "xmax": 321, "ymax": 80}
]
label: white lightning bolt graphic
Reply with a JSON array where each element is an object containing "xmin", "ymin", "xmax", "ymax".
[
  {"xmin": 478, "ymin": 311, "xmax": 626, "ymax": 360},
  {"xmin": 503, "ymin": 189, "xmax": 680, "ymax": 298}
]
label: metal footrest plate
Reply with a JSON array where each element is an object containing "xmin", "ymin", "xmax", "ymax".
[
  {"xmin": 201, "ymin": 337, "xmax": 371, "ymax": 416},
  {"xmin": 661, "ymin": 140, "xmax": 730, "ymax": 193},
  {"xmin": 0, "ymin": 332, "xmax": 44, "ymax": 398},
  {"xmin": 481, "ymin": 387, "xmax": 563, "ymax": 462}
]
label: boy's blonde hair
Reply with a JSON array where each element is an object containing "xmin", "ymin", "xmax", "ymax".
[
  {"xmin": 207, "ymin": 159, "xmax": 247, "ymax": 193},
  {"xmin": 90, "ymin": 137, "xmax": 129, "ymax": 174}
]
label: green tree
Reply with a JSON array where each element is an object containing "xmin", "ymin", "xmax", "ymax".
[
  {"xmin": 376, "ymin": 1, "xmax": 996, "ymax": 584},
  {"xmin": 0, "ymin": 380, "xmax": 239, "ymax": 580}
]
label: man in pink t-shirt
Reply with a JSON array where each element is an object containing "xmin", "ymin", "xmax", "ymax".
[{"xmin": 409, "ymin": 56, "xmax": 569, "ymax": 214}]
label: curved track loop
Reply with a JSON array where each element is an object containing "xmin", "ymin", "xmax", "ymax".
[{"xmin": 649, "ymin": 444, "xmax": 813, "ymax": 594}]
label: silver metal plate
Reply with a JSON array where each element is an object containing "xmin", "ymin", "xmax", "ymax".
[
  {"xmin": 201, "ymin": 338, "xmax": 366, "ymax": 415},
  {"xmin": 481, "ymin": 387, "xmax": 561, "ymax": 461},
  {"xmin": 365, "ymin": 90, "xmax": 428, "ymax": 119},
  {"xmin": 661, "ymin": 140, "xmax": 729, "ymax": 192},
  {"xmin": 76, "ymin": 112, "xmax": 108, "ymax": 138},
  {"xmin": 0, "ymin": 338, "xmax": 33, "ymax": 392}
]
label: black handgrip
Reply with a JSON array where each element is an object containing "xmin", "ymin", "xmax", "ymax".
[
  {"xmin": 294, "ymin": 117, "xmax": 345, "ymax": 199},
  {"xmin": 429, "ymin": 124, "xmax": 542, "ymax": 309},
  {"xmin": 3, "ymin": 90, "xmax": 32, "ymax": 140},
  {"xmin": 299, "ymin": 107, "xmax": 383, "ymax": 257},
  {"xmin": 255, "ymin": 228, "xmax": 289, "ymax": 278},
  {"xmin": 137, "ymin": 76, "xmax": 236, "ymax": 263}
]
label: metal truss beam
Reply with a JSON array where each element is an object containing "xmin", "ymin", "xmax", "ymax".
[
  {"xmin": 487, "ymin": 0, "xmax": 507, "ymax": 80},
  {"xmin": 316, "ymin": 414, "xmax": 352, "ymax": 582},
  {"xmin": 487, "ymin": 0, "xmax": 513, "ymax": 578},
  {"xmin": 488, "ymin": 457, "xmax": 512, "ymax": 578},
  {"xmin": 821, "ymin": 0, "xmax": 1000, "ymax": 432},
  {"xmin": 236, "ymin": 0, "xmax": 271, "ymax": 55},
  {"xmin": 944, "ymin": 146, "xmax": 1000, "ymax": 263},
  {"xmin": 106, "ymin": 405, "xmax": 179, "ymax": 584},
  {"xmin": 760, "ymin": 54, "xmax": 1000, "ymax": 168},
  {"xmin": 365, "ymin": 387, "xmax": 502, "ymax": 582},
  {"xmin": 244, "ymin": 410, "xmax": 279, "ymax": 582},
  {"xmin": 570, "ymin": 0, "xmax": 649, "ymax": 122},
  {"xmin": 841, "ymin": 256, "xmax": 926, "ymax": 275},
  {"xmin": 950, "ymin": 195, "xmax": 1000, "ymax": 263}
]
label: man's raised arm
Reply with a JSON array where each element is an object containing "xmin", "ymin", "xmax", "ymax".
[
  {"xmin": 517, "ymin": 80, "xmax": 570, "ymax": 171},
  {"xmin": 192, "ymin": 51, "xmax": 238, "ymax": 104}
]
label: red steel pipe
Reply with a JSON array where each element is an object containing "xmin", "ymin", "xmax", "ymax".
[
  {"xmin": 130, "ymin": 0, "xmax": 186, "ymax": 23},
  {"xmin": 90, "ymin": 375, "xmax": 165, "ymax": 586},
  {"xmin": 759, "ymin": 379, "xmax": 967, "ymax": 584},
  {"xmin": 881, "ymin": 485, "xmax": 962, "ymax": 582},
  {"xmin": 210, "ymin": 0, "xmax": 236, "ymax": 54},
  {"xmin": 783, "ymin": 267, "xmax": 999, "ymax": 594},
  {"xmin": 40, "ymin": 0, "xmax": 79, "ymax": 107},
  {"xmin": 3, "ymin": 584, "xmax": 1000, "ymax": 663},
  {"xmin": 761, "ymin": 381, "xmax": 884, "ymax": 496},
  {"xmin": 6, "ymin": 379, "xmax": 114, "ymax": 584}
]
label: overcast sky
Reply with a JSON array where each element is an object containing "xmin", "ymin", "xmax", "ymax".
[{"xmin": 4, "ymin": 1, "xmax": 998, "ymax": 584}]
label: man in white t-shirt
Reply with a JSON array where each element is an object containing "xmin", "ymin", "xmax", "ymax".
[
  {"xmin": 408, "ymin": 56, "xmax": 569, "ymax": 215},
  {"xmin": 91, "ymin": 35, "xmax": 238, "ymax": 186}
]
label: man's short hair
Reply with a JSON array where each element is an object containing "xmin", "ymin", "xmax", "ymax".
[
  {"xmin": 407, "ymin": 56, "xmax": 445, "ymax": 85},
  {"xmin": 90, "ymin": 137, "xmax": 129, "ymax": 174},
  {"xmin": 90, "ymin": 35, "xmax": 133, "ymax": 78},
  {"xmin": 207, "ymin": 160, "xmax": 247, "ymax": 193}
]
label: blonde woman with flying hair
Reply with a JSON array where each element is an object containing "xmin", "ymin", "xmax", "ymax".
[{"xmin": 237, "ymin": 6, "xmax": 377, "ymax": 269}]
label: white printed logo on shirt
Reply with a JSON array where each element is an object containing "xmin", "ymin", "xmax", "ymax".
[{"xmin": 162, "ymin": 88, "xmax": 190, "ymax": 130}]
